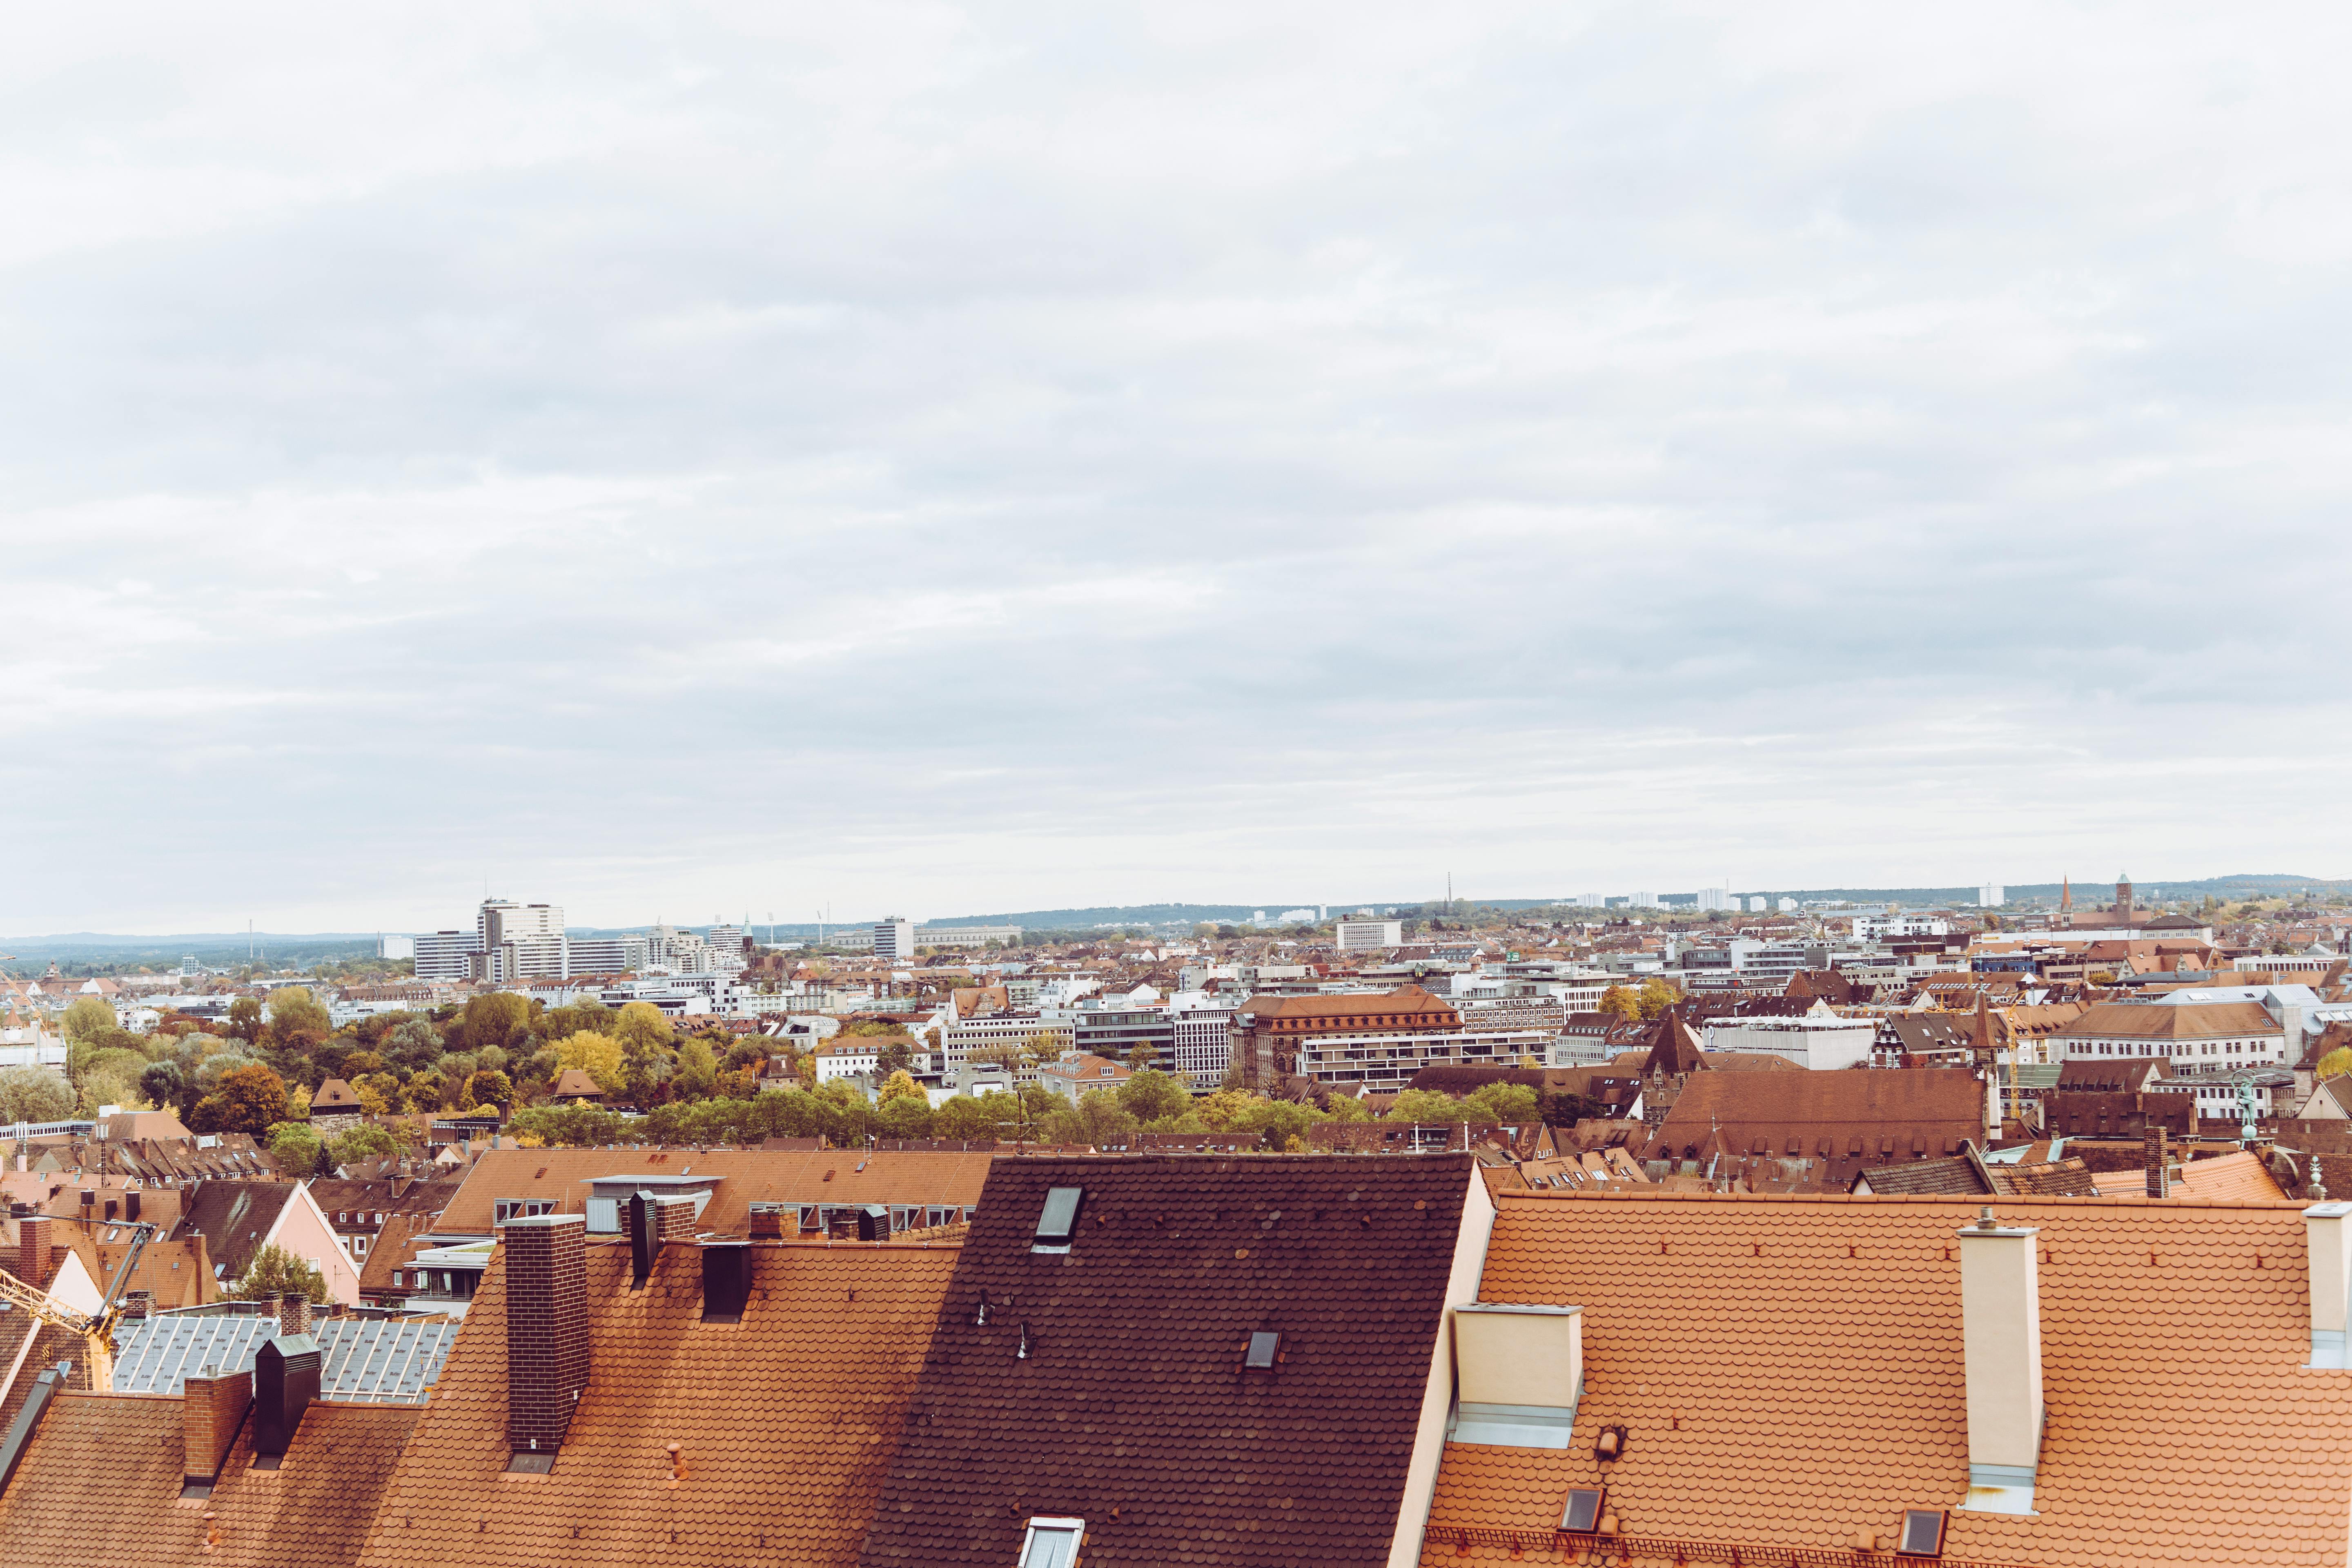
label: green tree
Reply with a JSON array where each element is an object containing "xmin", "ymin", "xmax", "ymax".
[
  {"xmin": 190, "ymin": 1062, "xmax": 290, "ymax": 1136},
  {"xmin": 1039, "ymin": 1088, "xmax": 1138, "ymax": 1147},
  {"xmin": 1463, "ymin": 1082, "xmax": 1541, "ymax": 1124},
  {"xmin": 225, "ymin": 1242, "xmax": 328, "ymax": 1304},
  {"xmin": 879, "ymin": 1068, "xmax": 926, "ymax": 1104},
  {"xmin": 614, "ymin": 1001, "xmax": 675, "ymax": 1055},
  {"xmin": 381, "ymin": 1018, "xmax": 444, "ymax": 1072},
  {"xmin": 60, "ymin": 997, "xmax": 116, "ymax": 1045},
  {"xmin": 227, "ymin": 996, "xmax": 264, "ymax": 1042},
  {"xmin": 932, "ymin": 1094, "xmax": 1007, "ymax": 1140},
  {"xmin": 267, "ymin": 1120, "xmax": 326, "ymax": 1174},
  {"xmin": 1387, "ymin": 1088, "xmax": 1472, "ymax": 1123},
  {"xmin": 876, "ymin": 1093, "xmax": 935, "ymax": 1139},
  {"xmin": 466, "ymin": 1069, "xmax": 516, "ymax": 1110},
  {"xmin": 138, "ymin": 1059, "xmax": 188, "ymax": 1113},
  {"xmin": 1116, "ymin": 1068, "xmax": 1189, "ymax": 1125},
  {"xmin": 673, "ymin": 1037, "xmax": 719, "ymax": 1100},
  {"xmin": 327, "ymin": 1123, "xmax": 410, "ymax": 1164},
  {"xmin": 0, "ymin": 1066, "xmax": 76, "ymax": 1124},
  {"xmin": 460, "ymin": 991, "xmax": 533, "ymax": 1053}
]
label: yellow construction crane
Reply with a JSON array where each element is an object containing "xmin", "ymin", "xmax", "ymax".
[{"xmin": 0, "ymin": 1220, "xmax": 156, "ymax": 1392}]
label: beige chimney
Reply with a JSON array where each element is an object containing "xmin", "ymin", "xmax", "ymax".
[
  {"xmin": 2305, "ymin": 1203, "xmax": 2352, "ymax": 1367},
  {"xmin": 1450, "ymin": 1302, "xmax": 1582, "ymax": 1448},
  {"xmin": 1956, "ymin": 1209, "xmax": 2042, "ymax": 1514}
]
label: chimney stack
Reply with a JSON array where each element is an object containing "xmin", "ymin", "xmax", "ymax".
[
  {"xmin": 748, "ymin": 1202, "xmax": 785, "ymax": 1241},
  {"xmin": 2305, "ymin": 1203, "xmax": 2352, "ymax": 1367},
  {"xmin": 1956, "ymin": 1209, "xmax": 2043, "ymax": 1514},
  {"xmin": 702, "ymin": 1242, "xmax": 752, "ymax": 1323},
  {"xmin": 18, "ymin": 1215, "xmax": 51, "ymax": 1288},
  {"xmin": 503, "ymin": 1212, "xmax": 589, "ymax": 1461},
  {"xmin": 278, "ymin": 1294, "xmax": 312, "ymax": 1339},
  {"xmin": 253, "ymin": 1334, "xmax": 320, "ymax": 1463},
  {"xmin": 2144, "ymin": 1125, "xmax": 2166, "ymax": 1198},
  {"xmin": 181, "ymin": 1367, "xmax": 254, "ymax": 1493},
  {"xmin": 628, "ymin": 1192, "xmax": 698, "ymax": 1287}
]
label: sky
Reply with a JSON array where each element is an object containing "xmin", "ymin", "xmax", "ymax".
[{"xmin": 4, "ymin": 2, "xmax": 2351, "ymax": 934}]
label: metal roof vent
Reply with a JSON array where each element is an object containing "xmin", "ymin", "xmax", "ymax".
[{"xmin": 1032, "ymin": 1187, "xmax": 1082, "ymax": 1254}]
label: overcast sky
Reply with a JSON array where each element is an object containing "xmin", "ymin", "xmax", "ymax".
[{"xmin": 4, "ymin": 3, "xmax": 2350, "ymax": 933}]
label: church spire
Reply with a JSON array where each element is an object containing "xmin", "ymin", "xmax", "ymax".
[{"xmin": 2060, "ymin": 875, "xmax": 2071, "ymax": 911}]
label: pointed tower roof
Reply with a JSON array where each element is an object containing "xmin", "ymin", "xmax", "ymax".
[{"xmin": 2061, "ymin": 876, "xmax": 2072, "ymax": 911}]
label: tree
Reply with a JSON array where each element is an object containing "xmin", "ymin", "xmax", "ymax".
[
  {"xmin": 266, "ymin": 987, "xmax": 330, "ymax": 1039},
  {"xmin": 139, "ymin": 1059, "xmax": 188, "ymax": 1113},
  {"xmin": 267, "ymin": 1121, "xmax": 327, "ymax": 1175},
  {"xmin": 879, "ymin": 1068, "xmax": 926, "ymax": 1104},
  {"xmin": 0, "ymin": 1066, "xmax": 76, "ymax": 1124},
  {"xmin": 877, "ymin": 1037, "xmax": 915, "ymax": 1077},
  {"xmin": 1116, "ymin": 1068, "xmax": 1189, "ymax": 1125},
  {"xmin": 60, "ymin": 997, "xmax": 116, "ymax": 1045},
  {"xmin": 225, "ymin": 1243, "xmax": 328, "ymax": 1304},
  {"xmin": 1387, "ymin": 1088, "xmax": 1472, "ymax": 1124},
  {"xmin": 2319, "ymin": 1048, "xmax": 2352, "ymax": 1082},
  {"xmin": 227, "ymin": 996, "xmax": 264, "ymax": 1042},
  {"xmin": 1463, "ymin": 1082, "xmax": 1541, "ymax": 1124},
  {"xmin": 933, "ymin": 1094, "xmax": 1007, "ymax": 1140},
  {"xmin": 466, "ymin": 1069, "xmax": 516, "ymax": 1111},
  {"xmin": 460, "ymin": 991, "xmax": 533, "ymax": 1053},
  {"xmin": 673, "ymin": 1037, "xmax": 719, "ymax": 1100},
  {"xmin": 1634, "ymin": 978, "xmax": 1680, "ymax": 1020},
  {"xmin": 1039, "ymin": 1088, "xmax": 1138, "ymax": 1147},
  {"xmin": 614, "ymin": 1002, "xmax": 674, "ymax": 1055},
  {"xmin": 327, "ymin": 1123, "xmax": 410, "ymax": 1164},
  {"xmin": 381, "ymin": 1018, "xmax": 444, "ymax": 1072},
  {"xmin": 190, "ymin": 1063, "xmax": 290, "ymax": 1136},
  {"xmin": 1597, "ymin": 985, "xmax": 1639, "ymax": 1021},
  {"xmin": 553, "ymin": 1031, "xmax": 626, "ymax": 1094},
  {"xmin": 876, "ymin": 1093, "xmax": 935, "ymax": 1139}
]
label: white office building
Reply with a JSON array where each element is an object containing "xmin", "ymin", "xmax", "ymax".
[
  {"xmin": 873, "ymin": 919, "xmax": 915, "ymax": 962},
  {"xmin": 413, "ymin": 931, "xmax": 479, "ymax": 982},
  {"xmin": 1169, "ymin": 995, "xmax": 1239, "ymax": 1087},
  {"xmin": 564, "ymin": 935, "xmax": 648, "ymax": 976},
  {"xmin": 1335, "ymin": 919, "xmax": 1404, "ymax": 953},
  {"xmin": 1695, "ymin": 888, "xmax": 1730, "ymax": 912},
  {"xmin": 1978, "ymin": 884, "xmax": 2005, "ymax": 908}
]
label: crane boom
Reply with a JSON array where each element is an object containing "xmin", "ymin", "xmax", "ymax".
[{"xmin": 0, "ymin": 1219, "xmax": 158, "ymax": 1393}]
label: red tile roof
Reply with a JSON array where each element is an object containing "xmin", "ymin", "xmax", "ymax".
[
  {"xmin": 0, "ymin": 1393, "xmax": 417, "ymax": 1567},
  {"xmin": 1420, "ymin": 1189, "xmax": 2352, "ymax": 1568},
  {"xmin": 355, "ymin": 1236, "xmax": 960, "ymax": 1568}
]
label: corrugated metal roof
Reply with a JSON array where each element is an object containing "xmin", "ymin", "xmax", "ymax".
[{"xmin": 111, "ymin": 1315, "xmax": 456, "ymax": 1402}]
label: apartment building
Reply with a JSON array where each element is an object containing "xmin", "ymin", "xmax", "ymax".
[{"xmin": 1335, "ymin": 918, "xmax": 1404, "ymax": 952}]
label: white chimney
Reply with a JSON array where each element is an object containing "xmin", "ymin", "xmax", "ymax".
[
  {"xmin": 1956, "ymin": 1209, "xmax": 2042, "ymax": 1514},
  {"xmin": 1450, "ymin": 1302, "xmax": 1582, "ymax": 1448},
  {"xmin": 2305, "ymin": 1203, "xmax": 2352, "ymax": 1367}
]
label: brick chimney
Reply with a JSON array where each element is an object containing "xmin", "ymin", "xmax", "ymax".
[
  {"xmin": 1956, "ymin": 1209, "xmax": 2042, "ymax": 1514},
  {"xmin": 121, "ymin": 1290, "xmax": 154, "ymax": 1321},
  {"xmin": 628, "ymin": 1192, "xmax": 699, "ymax": 1287},
  {"xmin": 503, "ymin": 1212, "xmax": 589, "ymax": 1458},
  {"xmin": 18, "ymin": 1215, "xmax": 51, "ymax": 1288},
  {"xmin": 277, "ymin": 1294, "xmax": 312, "ymax": 1339},
  {"xmin": 182, "ymin": 1367, "xmax": 254, "ymax": 1489},
  {"xmin": 2144, "ymin": 1125, "xmax": 2166, "ymax": 1198}
]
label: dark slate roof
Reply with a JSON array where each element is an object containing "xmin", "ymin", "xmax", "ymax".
[
  {"xmin": 858, "ymin": 1154, "xmax": 1478, "ymax": 1568},
  {"xmin": 170, "ymin": 1180, "xmax": 298, "ymax": 1281},
  {"xmin": 111, "ymin": 1314, "xmax": 458, "ymax": 1402},
  {"xmin": 1850, "ymin": 1153, "xmax": 1993, "ymax": 1196}
]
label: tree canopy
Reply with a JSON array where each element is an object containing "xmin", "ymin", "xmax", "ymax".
[{"xmin": 226, "ymin": 1243, "xmax": 328, "ymax": 1304}]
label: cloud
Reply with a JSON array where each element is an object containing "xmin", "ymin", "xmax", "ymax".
[{"xmin": 1, "ymin": 0, "xmax": 2348, "ymax": 930}]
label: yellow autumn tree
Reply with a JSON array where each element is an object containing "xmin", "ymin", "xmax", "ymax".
[
  {"xmin": 879, "ymin": 1069, "xmax": 925, "ymax": 1103},
  {"xmin": 554, "ymin": 1030, "xmax": 627, "ymax": 1093}
]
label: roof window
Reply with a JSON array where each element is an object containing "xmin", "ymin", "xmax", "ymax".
[
  {"xmin": 1018, "ymin": 1516, "xmax": 1085, "ymax": 1568},
  {"xmin": 1898, "ymin": 1509, "xmax": 1946, "ymax": 1557},
  {"xmin": 1032, "ymin": 1186, "xmax": 1083, "ymax": 1254},
  {"xmin": 1559, "ymin": 1487, "xmax": 1606, "ymax": 1533},
  {"xmin": 1242, "ymin": 1330, "xmax": 1281, "ymax": 1370}
]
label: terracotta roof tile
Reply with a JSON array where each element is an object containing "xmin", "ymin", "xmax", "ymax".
[
  {"xmin": 437, "ymin": 1148, "xmax": 994, "ymax": 1235},
  {"xmin": 0, "ymin": 1392, "xmax": 416, "ymax": 1567},
  {"xmin": 356, "ymin": 1234, "xmax": 960, "ymax": 1568},
  {"xmin": 1419, "ymin": 1189, "xmax": 2352, "ymax": 1568},
  {"xmin": 860, "ymin": 1154, "xmax": 1481, "ymax": 1568}
]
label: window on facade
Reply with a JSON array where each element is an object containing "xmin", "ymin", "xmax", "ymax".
[
  {"xmin": 494, "ymin": 1199, "xmax": 557, "ymax": 1224},
  {"xmin": 1018, "ymin": 1517, "xmax": 1085, "ymax": 1568}
]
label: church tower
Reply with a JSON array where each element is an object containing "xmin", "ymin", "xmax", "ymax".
[
  {"xmin": 2060, "ymin": 876, "xmax": 2071, "ymax": 912},
  {"xmin": 2116, "ymin": 873, "xmax": 2134, "ymax": 919}
]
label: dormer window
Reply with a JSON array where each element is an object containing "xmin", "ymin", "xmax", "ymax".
[
  {"xmin": 1018, "ymin": 1516, "xmax": 1085, "ymax": 1568},
  {"xmin": 1242, "ymin": 1330, "xmax": 1281, "ymax": 1370}
]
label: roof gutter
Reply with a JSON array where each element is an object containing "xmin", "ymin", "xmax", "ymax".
[{"xmin": 0, "ymin": 1361, "xmax": 71, "ymax": 1497}]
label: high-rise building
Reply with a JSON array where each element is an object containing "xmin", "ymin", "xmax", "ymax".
[
  {"xmin": 476, "ymin": 900, "xmax": 566, "ymax": 981},
  {"xmin": 1335, "ymin": 919, "xmax": 1404, "ymax": 953},
  {"xmin": 1978, "ymin": 884, "xmax": 2005, "ymax": 908},
  {"xmin": 1695, "ymin": 888, "xmax": 1730, "ymax": 912},
  {"xmin": 873, "ymin": 919, "xmax": 915, "ymax": 962},
  {"xmin": 564, "ymin": 935, "xmax": 648, "ymax": 976},
  {"xmin": 414, "ymin": 931, "xmax": 479, "ymax": 982}
]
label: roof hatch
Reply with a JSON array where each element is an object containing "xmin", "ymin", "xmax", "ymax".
[{"xmin": 1032, "ymin": 1186, "xmax": 1083, "ymax": 1254}]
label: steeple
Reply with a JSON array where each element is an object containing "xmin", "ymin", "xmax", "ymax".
[{"xmin": 2060, "ymin": 876, "xmax": 2071, "ymax": 912}]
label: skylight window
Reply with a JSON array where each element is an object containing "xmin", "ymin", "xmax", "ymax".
[
  {"xmin": 1560, "ymin": 1488, "xmax": 1606, "ymax": 1533},
  {"xmin": 1032, "ymin": 1186, "xmax": 1083, "ymax": 1253},
  {"xmin": 1898, "ymin": 1510, "xmax": 1946, "ymax": 1557},
  {"xmin": 1018, "ymin": 1516, "xmax": 1085, "ymax": 1568},
  {"xmin": 1243, "ymin": 1330, "xmax": 1281, "ymax": 1370}
]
